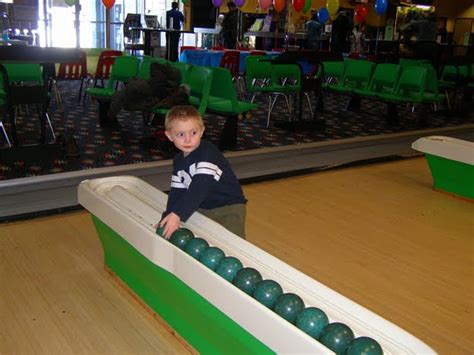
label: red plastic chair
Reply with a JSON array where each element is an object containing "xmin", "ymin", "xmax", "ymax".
[
  {"xmin": 54, "ymin": 50, "xmax": 89, "ymax": 105},
  {"xmin": 219, "ymin": 50, "xmax": 240, "ymax": 78},
  {"xmin": 92, "ymin": 50, "xmax": 123, "ymax": 88}
]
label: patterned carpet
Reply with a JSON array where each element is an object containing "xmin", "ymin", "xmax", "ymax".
[{"xmin": 0, "ymin": 81, "xmax": 472, "ymax": 181}]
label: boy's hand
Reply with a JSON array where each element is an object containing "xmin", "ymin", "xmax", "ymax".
[{"xmin": 159, "ymin": 212, "xmax": 181, "ymax": 239}]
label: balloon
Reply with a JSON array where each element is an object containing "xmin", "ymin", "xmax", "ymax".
[
  {"xmin": 354, "ymin": 4, "xmax": 368, "ymax": 23},
  {"xmin": 65, "ymin": 0, "xmax": 75, "ymax": 6},
  {"xmin": 235, "ymin": 0, "xmax": 245, "ymax": 7},
  {"xmin": 374, "ymin": 0, "xmax": 388, "ymax": 16},
  {"xmin": 259, "ymin": 0, "xmax": 272, "ymax": 10},
  {"xmin": 212, "ymin": 0, "xmax": 222, "ymax": 8},
  {"xmin": 303, "ymin": 0, "xmax": 312, "ymax": 14},
  {"xmin": 273, "ymin": 0, "xmax": 286, "ymax": 13},
  {"xmin": 317, "ymin": 7, "xmax": 329, "ymax": 24},
  {"xmin": 293, "ymin": 0, "xmax": 305, "ymax": 12},
  {"xmin": 326, "ymin": 0, "xmax": 339, "ymax": 16},
  {"xmin": 101, "ymin": 0, "xmax": 115, "ymax": 9}
]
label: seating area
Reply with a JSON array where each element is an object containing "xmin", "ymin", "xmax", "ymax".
[
  {"xmin": 0, "ymin": 46, "xmax": 472, "ymax": 180},
  {"xmin": 318, "ymin": 57, "xmax": 474, "ymax": 121}
]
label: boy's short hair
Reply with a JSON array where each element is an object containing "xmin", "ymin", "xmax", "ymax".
[{"xmin": 165, "ymin": 105, "xmax": 204, "ymax": 131}]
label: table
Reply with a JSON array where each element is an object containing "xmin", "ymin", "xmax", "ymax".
[
  {"xmin": 131, "ymin": 28, "xmax": 195, "ymax": 58},
  {"xmin": 179, "ymin": 49, "xmax": 279, "ymax": 74},
  {"xmin": 0, "ymin": 38, "xmax": 29, "ymax": 46}
]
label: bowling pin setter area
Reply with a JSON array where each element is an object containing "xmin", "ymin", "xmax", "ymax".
[{"xmin": 78, "ymin": 176, "xmax": 436, "ymax": 355}]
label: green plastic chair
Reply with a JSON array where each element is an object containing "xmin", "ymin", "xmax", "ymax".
[
  {"xmin": 207, "ymin": 66, "xmax": 258, "ymax": 150},
  {"xmin": 207, "ymin": 66, "xmax": 257, "ymax": 116},
  {"xmin": 421, "ymin": 65, "xmax": 442, "ymax": 108},
  {"xmin": 377, "ymin": 66, "xmax": 427, "ymax": 105},
  {"xmin": 2, "ymin": 63, "xmax": 55, "ymax": 143},
  {"xmin": 265, "ymin": 63, "xmax": 301, "ymax": 126},
  {"xmin": 152, "ymin": 65, "xmax": 213, "ymax": 117},
  {"xmin": 185, "ymin": 66, "xmax": 213, "ymax": 116},
  {"xmin": 86, "ymin": 55, "xmax": 140, "ymax": 98},
  {"xmin": 2, "ymin": 63, "xmax": 44, "ymax": 84},
  {"xmin": 438, "ymin": 64, "xmax": 470, "ymax": 109},
  {"xmin": 244, "ymin": 55, "xmax": 273, "ymax": 102},
  {"xmin": 320, "ymin": 61, "xmax": 345, "ymax": 89},
  {"xmin": 169, "ymin": 61, "xmax": 191, "ymax": 84},
  {"xmin": 137, "ymin": 56, "xmax": 153, "ymax": 80},
  {"xmin": 353, "ymin": 63, "xmax": 401, "ymax": 97},
  {"xmin": 330, "ymin": 59, "xmax": 375, "ymax": 94}
]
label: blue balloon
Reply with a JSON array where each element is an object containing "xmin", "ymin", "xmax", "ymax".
[
  {"xmin": 317, "ymin": 7, "xmax": 330, "ymax": 25},
  {"xmin": 374, "ymin": 0, "xmax": 388, "ymax": 15}
]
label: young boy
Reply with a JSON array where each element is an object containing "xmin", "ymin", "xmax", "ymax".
[{"xmin": 158, "ymin": 105, "xmax": 247, "ymax": 239}]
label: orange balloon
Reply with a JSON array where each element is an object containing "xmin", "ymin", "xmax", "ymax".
[
  {"xmin": 274, "ymin": 0, "xmax": 286, "ymax": 12},
  {"xmin": 102, "ymin": 0, "xmax": 115, "ymax": 10}
]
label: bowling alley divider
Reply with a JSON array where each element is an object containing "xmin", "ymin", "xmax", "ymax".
[
  {"xmin": 412, "ymin": 136, "xmax": 474, "ymax": 201},
  {"xmin": 78, "ymin": 176, "xmax": 436, "ymax": 354}
]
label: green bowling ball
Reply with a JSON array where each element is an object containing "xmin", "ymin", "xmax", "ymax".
[
  {"xmin": 215, "ymin": 256, "xmax": 243, "ymax": 282},
  {"xmin": 252, "ymin": 279, "xmax": 283, "ymax": 309},
  {"xmin": 319, "ymin": 322, "xmax": 355, "ymax": 354},
  {"xmin": 169, "ymin": 228, "xmax": 195, "ymax": 250},
  {"xmin": 273, "ymin": 293, "xmax": 305, "ymax": 324},
  {"xmin": 233, "ymin": 267, "xmax": 263, "ymax": 295},
  {"xmin": 346, "ymin": 337, "xmax": 383, "ymax": 355},
  {"xmin": 184, "ymin": 238, "xmax": 209, "ymax": 260},
  {"xmin": 295, "ymin": 307, "xmax": 329, "ymax": 339},
  {"xmin": 199, "ymin": 247, "xmax": 225, "ymax": 270},
  {"xmin": 156, "ymin": 225, "xmax": 165, "ymax": 237}
]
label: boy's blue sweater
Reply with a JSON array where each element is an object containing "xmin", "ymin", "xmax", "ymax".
[{"xmin": 164, "ymin": 139, "xmax": 246, "ymax": 221}]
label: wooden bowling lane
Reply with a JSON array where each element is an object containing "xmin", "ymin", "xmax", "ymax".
[
  {"xmin": 245, "ymin": 157, "xmax": 473, "ymax": 355},
  {"xmin": 1, "ymin": 156, "xmax": 472, "ymax": 354},
  {"xmin": 0, "ymin": 212, "xmax": 190, "ymax": 354}
]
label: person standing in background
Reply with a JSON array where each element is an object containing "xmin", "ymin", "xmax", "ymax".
[
  {"xmin": 351, "ymin": 24, "xmax": 366, "ymax": 54},
  {"xmin": 305, "ymin": 11, "xmax": 322, "ymax": 50},
  {"xmin": 331, "ymin": 11, "xmax": 352, "ymax": 54},
  {"xmin": 166, "ymin": 2, "xmax": 184, "ymax": 61},
  {"xmin": 222, "ymin": 1, "xmax": 239, "ymax": 49}
]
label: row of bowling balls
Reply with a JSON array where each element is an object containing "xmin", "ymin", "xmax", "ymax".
[{"xmin": 157, "ymin": 227, "xmax": 383, "ymax": 355}]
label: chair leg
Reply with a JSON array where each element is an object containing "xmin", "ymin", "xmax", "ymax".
[
  {"xmin": 445, "ymin": 90, "xmax": 451, "ymax": 110},
  {"xmin": 0, "ymin": 121, "xmax": 11, "ymax": 147},
  {"xmin": 77, "ymin": 79, "xmax": 84, "ymax": 104},
  {"xmin": 266, "ymin": 95, "xmax": 272, "ymax": 127},
  {"xmin": 304, "ymin": 92, "xmax": 314, "ymax": 117},
  {"xmin": 46, "ymin": 113, "xmax": 56, "ymax": 140},
  {"xmin": 283, "ymin": 95, "xmax": 291, "ymax": 121},
  {"xmin": 52, "ymin": 80, "xmax": 63, "ymax": 111}
]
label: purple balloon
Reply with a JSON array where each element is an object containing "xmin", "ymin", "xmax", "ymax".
[
  {"xmin": 212, "ymin": 0, "xmax": 222, "ymax": 7},
  {"xmin": 235, "ymin": 0, "xmax": 245, "ymax": 7}
]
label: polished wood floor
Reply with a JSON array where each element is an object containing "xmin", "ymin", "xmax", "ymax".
[{"xmin": 1, "ymin": 157, "xmax": 472, "ymax": 354}]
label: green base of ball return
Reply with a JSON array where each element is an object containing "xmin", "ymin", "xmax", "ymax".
[
  {"xmin": 425, "ymin": 154, "xmax": 474, "ymax": 200},
  {"xmin": 91, "ymin": 215, "xmax": 274, "ymax": 355}
]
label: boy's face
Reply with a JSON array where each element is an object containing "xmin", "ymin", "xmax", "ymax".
[{"xmin": 165, "ymin": 118, "xmax": 205, "ymax": 156}]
